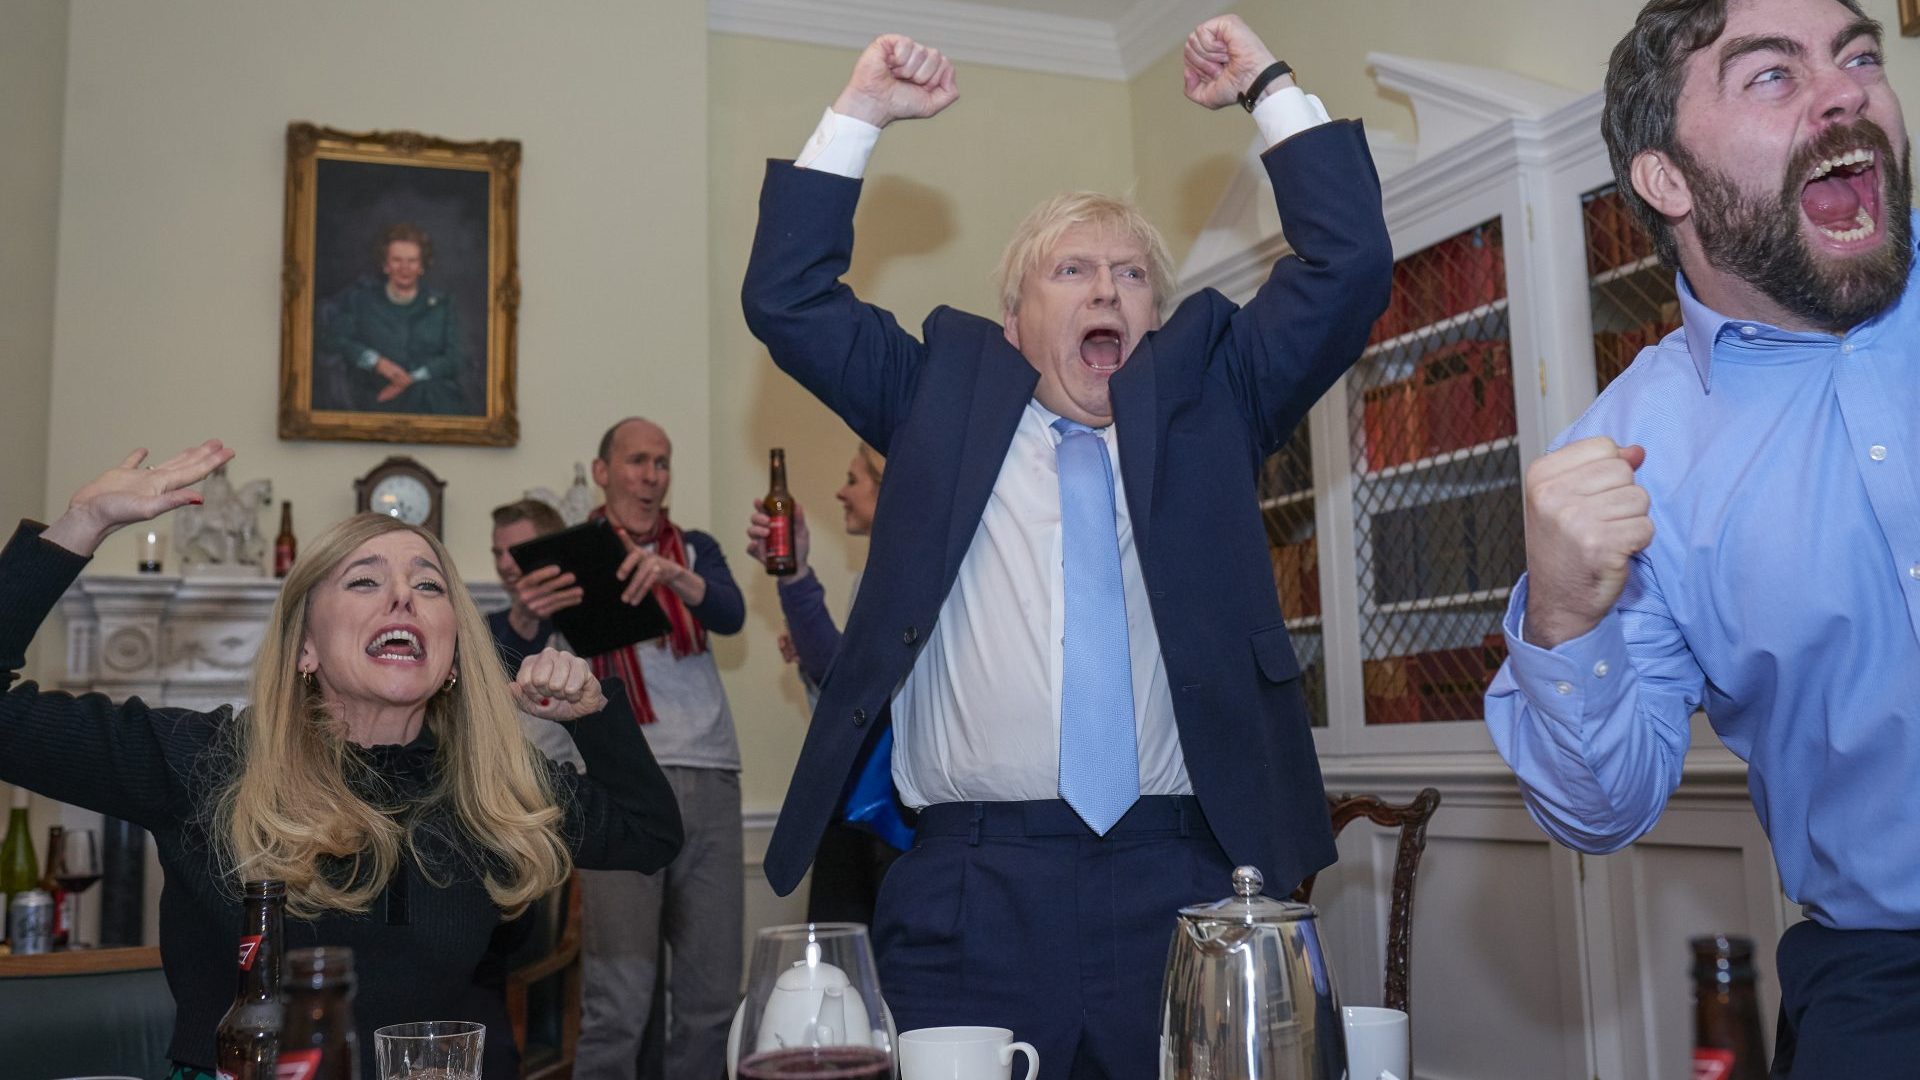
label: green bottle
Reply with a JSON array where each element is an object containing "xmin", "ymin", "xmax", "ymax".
[{"xmin": 0, "ymin": 788, "xmax": 40, "ymax": 944}]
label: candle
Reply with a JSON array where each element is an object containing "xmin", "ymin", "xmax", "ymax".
[{"xmin": 137, "ymin": 530, "xmax": 165, "ymax": 574}]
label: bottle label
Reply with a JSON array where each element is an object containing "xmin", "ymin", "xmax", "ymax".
[
  {"xmin": 1693, "ymin": 1048, "xmax": 1736, "ymax": 1080},
  {"xmin": 276, "ymin": 1049, "xmax": 321, "ymax": 1080},
  {"xmin": 767, "ymin": 516, "xmax": 791, "ymax": 558},
  {"xmin": 237, "ymin": 933, "xmax": 263, "ymax": 970}
]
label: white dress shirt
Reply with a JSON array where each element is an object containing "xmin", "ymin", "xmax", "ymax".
[{"xmin": 794, "ymin": 89, "xmax": 1329, "ymax": 806}]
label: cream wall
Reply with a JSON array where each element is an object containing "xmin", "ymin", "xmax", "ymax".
[
  {"xmin": 43, "ymin": 0, "xmax": 709, "ymax": 578},
  {"xmin": 706, "ymin": 32, "xmax": 1137, "ymax": 813},
  {"xmin": 1130, "ymin": 0, "xmax": 1920, "ymax": 265},
  {"xmin": 0, "ymin": 0, "xmax": 66, "ymax": 523}
]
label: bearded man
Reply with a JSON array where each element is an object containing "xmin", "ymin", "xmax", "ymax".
[{"xmin": 1483, "ymin": 0, "xmax": 1920, "ymax": 1074}]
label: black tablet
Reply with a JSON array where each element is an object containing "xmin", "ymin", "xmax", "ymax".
[{"xmin": 507, "ymin": 519, "xmax": 672, "ymax": 658}]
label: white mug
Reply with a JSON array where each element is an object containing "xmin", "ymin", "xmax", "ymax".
[
  {"xmin": 1343, "ymin": 1005, "xmax": 1410, "ymax": 1080},
  {"xmin": 898, "ymin": 1026, "xmax": 1039, "ymax": 1080}
]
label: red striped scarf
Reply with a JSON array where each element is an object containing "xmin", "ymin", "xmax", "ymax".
[{"xmin": 585, "ymin": 506, "xmax": 708, "ymax": 725}]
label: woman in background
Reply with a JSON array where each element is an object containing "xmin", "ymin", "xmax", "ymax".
[
  {"xmin": 0, "ymin": 441, "xmax": 682, "ymax": 1079},
  {"xmin": 746, "ymin": 444, "xmax": 908, "ymax": 924}
]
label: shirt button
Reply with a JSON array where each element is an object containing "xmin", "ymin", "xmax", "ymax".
[
  {"xmin": 1910, "ymin": 564, "xmax": 1920, "ymax": 582},
  {"xmin": 1593, "ymin": 661, "xmax": 1610, "ymax": 678},
  {"xmin": 1553, "ymin": 680, "xmax": 1574, "ymax": 695},
  {"xmin": 1842, "ymin": 343, "xmax": 1854, "ymax": 354},
  {"xmin": 1738, "ymin": 325, "xmax": 1757, "ymax": 337},
  {"xmin": 851, "ymin": 708, "xmax": 867, "ymax": 726},
  {"xmin": 902, "ymin": 626, "xmax": 918, "ymax": 645},
  {"xmin": 1871, "ymin": 445, "xmax": 1888, "ymax": 462}
]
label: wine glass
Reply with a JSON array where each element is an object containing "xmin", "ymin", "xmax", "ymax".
[
  {"xmin": 735, "ymin": 923, "xmax": 894, "ymax": 1079},
  {"xmin": 51, "ymin": 828, "xmax": 101, "ymax": 949}
]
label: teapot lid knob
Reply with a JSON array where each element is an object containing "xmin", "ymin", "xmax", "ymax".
[{"xmin": 1231, "ymin": 865, "xmax": 1264, "ymax": 898}]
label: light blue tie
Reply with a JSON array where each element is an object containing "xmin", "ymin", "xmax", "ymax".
[{"xmin": 1053, "ymin": 417, "xmax": 1140, "ymax": 835}]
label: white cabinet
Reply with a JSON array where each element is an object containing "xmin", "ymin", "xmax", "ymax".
[{"xmin": 1180, "ymin": 59, "xmax": 1791, "ymax": 1079}]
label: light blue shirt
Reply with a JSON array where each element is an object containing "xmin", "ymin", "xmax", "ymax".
[{"xmin": 1485, "ymin": 213, "xmax": 1920, "ymax": 930}]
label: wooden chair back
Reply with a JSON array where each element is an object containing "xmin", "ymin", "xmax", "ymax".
[{"xmin": 1292, "ymin": 787, "xmax": 1441, "ymax": 1015}]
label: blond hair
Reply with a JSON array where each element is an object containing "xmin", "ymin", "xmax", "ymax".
[
  {"xmin": 217, "ymin": 513, "xmax": 570, "ymax": 919},
  {"xmin": 995, "ymin": 192, "xmax": 1176, "ymax": 319},
  {"xmin": 854, "ymin": 443, "xmax": 885, "ymax": 484}
]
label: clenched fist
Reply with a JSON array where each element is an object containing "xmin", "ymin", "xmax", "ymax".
[
  {"xmin": 513, "ymin": 647, "xmax": 606, "ymax": 722},
  {"xmin": 1522, "ymin": 436, "xmax": 1654, "ymax": 648},
  {"xmin": 833, "ymin": 35, "xmax": 959, "ymax": 128},
  {"xmin": 1183, "ymin": 15, "xmax": 1285, "ymax": 111}
]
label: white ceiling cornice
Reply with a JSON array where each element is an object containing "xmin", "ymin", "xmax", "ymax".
[
  {"xmin": 1113, "ymin": 0, "xmax": 1237, "ymax": 79},
  {"xmin": 709, "ymin": 0, "xmax": 1236, "ymax": 83}
]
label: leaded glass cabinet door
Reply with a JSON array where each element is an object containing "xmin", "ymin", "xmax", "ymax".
[
  {"xmin": 1345, "ymin": 219, "xmax": 1523, "ymax": 727},
  {"xmin": 1261, "ymin": 423, "xmax": 1325, "ymax": 726},
  {"xmin": 1583, "ymin": 184, "xmax": 1681, "ymax": 393}
]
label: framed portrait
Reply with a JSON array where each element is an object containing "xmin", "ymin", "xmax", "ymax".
[
  {"xmin": 1905, "ymin": 0, "xmax": 1920, "ymax": 36},
  {"xmin": 279, "ymin": 122, "xmax": 520, "ymax": 446}
]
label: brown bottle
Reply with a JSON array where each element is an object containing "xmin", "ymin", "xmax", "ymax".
[
  {"xmin": 763, "ymin": 449, "xmax": 797, "ymax": 576},
  {"xmin": 279, "ymin": 946, "xmax": 359, "ymax": 1080},
  {"xmin": 216, "ymin": 880, "xmax": 287, "ymax": 1080},
  {"xmin": 38, "ymin": 825, "xmax": 67, "ymax": 948},
  {"xmin": 274, "ymin": 502, "xmax": 297, "ymax": 579},
  {"xmin": 1691, "ymin": 934, "xmax": 1768, "ymax": 1080}
]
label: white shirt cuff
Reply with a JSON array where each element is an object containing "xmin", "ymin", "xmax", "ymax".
[
  {"xmin": 796, "ymin": 107, "xmax": 883, "ymax": 179},
  {"xmin": 1252, "ymin": 85, "xmax": 1330, "ymax": 149}
]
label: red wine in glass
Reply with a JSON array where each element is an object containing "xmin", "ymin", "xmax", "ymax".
[{"xmin": 738, "ymin": 1046, "xmax": 891, "ymax": 1079}]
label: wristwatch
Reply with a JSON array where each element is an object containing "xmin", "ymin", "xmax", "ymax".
[{"xmin": 1238, "ymin": 61, "xmax": 1295, "ymax": 113}]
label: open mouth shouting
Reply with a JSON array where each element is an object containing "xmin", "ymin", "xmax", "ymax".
[
  {"xmin": 1801, "ymin": 146, "xmax": 1882, "ymax": 247},
  {"xmin": 366, "ymin": 625, "xmax": 427, "ymax": 664},
  {"xmin": 1080, "ymin": 326, "xmax": 1126, "ymax": 375}
]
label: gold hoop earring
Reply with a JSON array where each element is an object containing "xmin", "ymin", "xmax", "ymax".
[
  {"xmin": 442, "ymin": 671, "xmax": 458, "ymax": 694},
  {"xmin": 301, "ymin": 670, "xmax": 316, "ymax": 691}
]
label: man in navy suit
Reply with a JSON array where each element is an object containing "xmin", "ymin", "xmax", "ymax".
[{"xmin": 742, "ymin": 17, "xmax": 1391, "ymax": 1076}]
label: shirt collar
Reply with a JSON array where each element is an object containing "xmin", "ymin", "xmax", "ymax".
[{"xmin": 1675, "ymin": 209, "xmax": 1920, "ymax": 393}]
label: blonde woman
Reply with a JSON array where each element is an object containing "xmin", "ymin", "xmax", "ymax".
[{"xmin": 1, "ymin": 442, "xmax": 682, "ymax": 1080}]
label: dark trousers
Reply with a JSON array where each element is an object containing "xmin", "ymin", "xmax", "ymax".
[
  {"xmin": 1771, "ymin": 919, "xmax": 1920, "ymax": 1078},
  {"xmin": 873, "ymin": 795, "xmax": 1235, "ymax": 1080},
  {"xmin": 807, "ymin": 820, "xmax": 903, "ymax": 926}
]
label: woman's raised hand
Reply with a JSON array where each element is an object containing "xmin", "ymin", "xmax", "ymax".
[
  {"xmin": 513, "ymin": 647, "xmax": 607, "ymax": 722},
  {"xmin": 42, "ymin": 440, "xmax": 234, "ymax": 556}
]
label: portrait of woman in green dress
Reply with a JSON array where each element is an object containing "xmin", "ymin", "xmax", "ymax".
[{"xmin": 314, "ymin": 223, "xmax": 474, "ymax": 416}]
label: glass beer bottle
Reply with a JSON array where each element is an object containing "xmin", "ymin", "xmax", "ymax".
[
  {"xmin": 38, "ymin": 825, "xmax": 66, "ymax": 948},
  {"xmin": 280, "ymin": 946, "xmax": 359, "ymax": 1080},
  {"xmin": 217, "ymin": 880, "xmax": 288, "ymax": 1080},
  {"xmin": 763, "ymin": 448, "xmax": 798, "ymax": 576},
  {"xmin": 1690, "ymin": 933, "xmax": 1768, "ymax": 1080},
  {"xmin": 274, "ymin": 502, "xmax": 298, "ymax": 579}
]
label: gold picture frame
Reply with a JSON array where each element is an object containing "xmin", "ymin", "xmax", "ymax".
[
  {"xmin": 1904, "ymin": 0, "xmax": 1920, "ymax": 37},
  {"xmin": 279, "ymin": 122, "xmax": 520, "ymax": 446}
]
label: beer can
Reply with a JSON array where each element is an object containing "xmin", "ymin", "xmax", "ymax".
[{"xmin": 9, "ymin": 888, "xmax": 54, "ymax": 955}]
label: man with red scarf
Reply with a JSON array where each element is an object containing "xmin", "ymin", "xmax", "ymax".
[{"xmin": 513, "ymin": 416, "xmax": 745, "ymax": 1080}]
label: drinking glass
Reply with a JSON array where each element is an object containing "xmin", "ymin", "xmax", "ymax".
[
  {"xmin": 51, "ymin": 828, "xmax": 100, "ymax": 948},
  {"xmin": 736, "ymin": 923, "xmax": 893, "ymax": 1079},
  {"xmin": 374, "ymin": 1020, "xmax": 485, "ymax": 1080}
]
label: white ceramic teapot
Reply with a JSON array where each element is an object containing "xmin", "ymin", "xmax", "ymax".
[{"xmin": 725, "ymin": 956, "xmax": 897, "ymax": 1078}]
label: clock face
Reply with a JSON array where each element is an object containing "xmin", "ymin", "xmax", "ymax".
[{"xmin": 369, "ymin": 474, "xmax": 433, "ymax": 525}]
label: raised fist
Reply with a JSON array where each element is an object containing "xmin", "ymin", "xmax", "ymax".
[
  {"xmin": 1521, "ymin": 436, "xmax": 1655, "ymax": 648},
  {"xmin": 833, "ymin": 34, "xmax": 959, "ymax": 128},
  {"xmin": 1182, "ymin": 15, "xmax": 1283, "ymax": 111}
]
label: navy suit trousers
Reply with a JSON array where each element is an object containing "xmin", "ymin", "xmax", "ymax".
[
  {"xmin": 1771, "ymin": 920, "xmax": 1920, "ymax": 1078},
  {"xmin": 873, "ymin": 796, "xmax": 1235, "ymax": 1080}
]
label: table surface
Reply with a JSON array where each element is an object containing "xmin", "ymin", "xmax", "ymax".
[{"xmin": 0, "ymin": 944, "xmax": 161, "ymax": 977}]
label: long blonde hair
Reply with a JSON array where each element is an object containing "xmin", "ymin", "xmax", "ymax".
[{"xmin": 216, "ymin": 513, "xmax": 571, "ymax": 919}]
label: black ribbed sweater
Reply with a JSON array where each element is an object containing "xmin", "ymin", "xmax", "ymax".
[{"xmin": 0, "ymin": 523, "xmax": 684, "ymax": 1078}]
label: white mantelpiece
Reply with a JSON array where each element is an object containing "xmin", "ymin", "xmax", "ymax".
[{"xmin": 59, "ymin": 574, "xmax": 508, "ymax": 712}]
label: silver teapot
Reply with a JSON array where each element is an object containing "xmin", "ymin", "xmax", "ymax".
[{"xmin": 1160, "ymin": 866, "xmax": 1347, "ymax": 1080}]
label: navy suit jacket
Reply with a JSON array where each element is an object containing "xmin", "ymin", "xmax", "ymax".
[{"xmin": 742, "ymin": 120, "xmax": 1392, "ymax": 898}]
